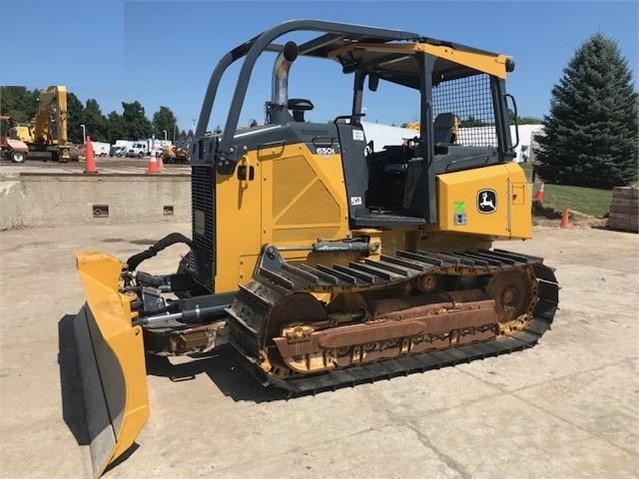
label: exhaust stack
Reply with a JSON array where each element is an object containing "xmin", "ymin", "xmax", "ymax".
[{"xmin": 269, "ymin": 41, "xmax": 299, "ymax": 124}]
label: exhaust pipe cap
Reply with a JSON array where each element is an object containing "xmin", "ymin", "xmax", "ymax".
[{"xmin": 283, "ymin": 41, "xmax": 298, "ymax": 62}]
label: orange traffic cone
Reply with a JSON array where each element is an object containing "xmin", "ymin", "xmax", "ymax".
[
  {"xmin": 146, "ymin": 155, "xmax": 160, "ymax": 174},
  {"xmin": 534, "ymin": 182, "xmax": 544, "ymax": 202},
  {"xmin": 84, "ymin": 136, "xmax": 98, "ymax": 174},
  {"xmin": 560, "ymin": 208, "xmax": 570, "ymax": 228},
  {"xmin": 157, "ymin": 153, "xmax": 165, "ymax": 171}
]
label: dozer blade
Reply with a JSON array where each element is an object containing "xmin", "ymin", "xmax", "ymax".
[{"xmin": 74, "ymin": 252, "xmax": 149, "ymax": 478}]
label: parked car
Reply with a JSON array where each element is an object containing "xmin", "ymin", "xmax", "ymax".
[{"xmin": 110, "ymin": 145, "xmax": 125, "ymax": 157}]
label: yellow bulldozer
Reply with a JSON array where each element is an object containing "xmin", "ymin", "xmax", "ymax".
[{"xmin": 73, "ymin": 20, "xmax": 558, "ymax": 477}]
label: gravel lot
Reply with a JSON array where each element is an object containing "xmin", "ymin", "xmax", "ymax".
[{"xmin": 0, "ymin": 223, "xmax": 637, "ymax": 478}]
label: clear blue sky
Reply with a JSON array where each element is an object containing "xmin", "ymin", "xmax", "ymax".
[{"xmin": 2, "ymin": 0, "xmax": 637, "ymax": 132}]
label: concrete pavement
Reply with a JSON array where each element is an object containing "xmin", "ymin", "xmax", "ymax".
[{"xmin": 0, "ymin": 223, "xmax": 637, "ymax": 478}]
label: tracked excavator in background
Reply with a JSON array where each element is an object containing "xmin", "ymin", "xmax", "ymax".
[
  {"xmin": 3, "ymin": 86, "xmax": 70, "ymax": 162},
  {"xmin": 73, "ymin": 20, "xmax": 559, "ymax": 477}
]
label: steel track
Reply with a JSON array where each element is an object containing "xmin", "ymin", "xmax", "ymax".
[{"xmin": 228, "ymin": 248, "xmax": 559, "ymax": 395}]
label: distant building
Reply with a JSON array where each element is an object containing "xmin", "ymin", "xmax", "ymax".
[
  {"xmin": 512, "ymin": 124, "xmax": 544, "ymax": 163},
  {"xmin": 457, "ymin": 124, "xmax": 544, "ymax": 163},
  {"xmin": 361, "ymin": 122, "xmax": 418, "ymax": 151},
  {"xmin": 363, "ymin": 121, "xmax": 544, "ymax": 163}
]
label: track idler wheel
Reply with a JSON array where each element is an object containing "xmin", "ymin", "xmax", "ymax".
[
  {"xmin": 264, "ymin": 293, "xmax": 328, "ymax": 378},
  {"xmin": 486, "ymin": 268, "xmax": 534, "ymax": 323}
]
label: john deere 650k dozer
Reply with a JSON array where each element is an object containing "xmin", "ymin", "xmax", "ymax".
[{"xmin": 74, "ymin": 20, "xmax": 558, "ymax": 477}]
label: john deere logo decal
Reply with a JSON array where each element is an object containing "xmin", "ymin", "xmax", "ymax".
[{"xmin": 477, "ymin": 189, "xmax": 497, "ymax": 214}]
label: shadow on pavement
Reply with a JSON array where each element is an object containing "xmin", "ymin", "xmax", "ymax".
[
  {"xmin": 146, "ymin": 346, "xmax": 290, "ymax": 403},
  {"xmin": 61, "ymin": 310, "xmax": 290, "ymax": 431}
]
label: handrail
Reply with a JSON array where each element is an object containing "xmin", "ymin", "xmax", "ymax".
[{"xmin": 195, "ymin": 19, "xmax": 420, "ymax": 169}]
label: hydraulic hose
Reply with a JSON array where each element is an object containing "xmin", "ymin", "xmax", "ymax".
[{"xmin": 126, "ymin": 232, "xmax": 193, "ymax": 271}]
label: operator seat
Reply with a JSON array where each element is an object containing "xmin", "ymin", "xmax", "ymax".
[
  {"xmin": 287, "ymin": 98, "xmax": 314, "ymax": 122},
  {"xmin": 433, "ymin": 113, "xmax": 457, "ymax": 145}
]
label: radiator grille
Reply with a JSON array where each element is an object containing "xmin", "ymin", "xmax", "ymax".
[{"xmin": 191, "ymin": 165, "xmax": 215, "ymax": 288}]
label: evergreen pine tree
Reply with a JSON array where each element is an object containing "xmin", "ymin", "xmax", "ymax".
[{"xmin": 536, "ymin": 33, "xmax": 638, "ymax": 189}]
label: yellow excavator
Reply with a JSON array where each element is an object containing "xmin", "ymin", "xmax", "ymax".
[
  {"xmin": 162, "ymin": 131, "xmax": 195, "ymax": 163},
  {"xmin": 161, "ymin": 143, "xmax": 190, "ymax": 163},
  {"xmin": 73, "ymin": 20, "xmax": 558, "ymax": 477},
  {"xmin": 8, "ymin": 86, "xmax": 70, "ymax": 162}
]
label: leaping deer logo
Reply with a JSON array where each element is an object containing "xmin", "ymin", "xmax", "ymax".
[
  {"xmin": 480, "ymin": 192, "xmax": 495, "ymax": 209},
  {"xmin": 477, "ymin": 189, "xmax": 497, "ymax": 213}
]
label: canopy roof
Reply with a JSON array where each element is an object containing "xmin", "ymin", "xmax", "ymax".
[{"xmin": 294, "ymin": 31, "xmax": 511, "ymax": 87}]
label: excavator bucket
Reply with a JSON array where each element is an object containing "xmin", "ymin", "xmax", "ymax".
[{"xmin": 74, "ymin": 252, "xmax": 149, "ymax": 478}]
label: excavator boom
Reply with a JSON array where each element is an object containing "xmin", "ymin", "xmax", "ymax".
[{"xmin": 5, "ymin": 86, "xmax": 71, "ymax": 162}]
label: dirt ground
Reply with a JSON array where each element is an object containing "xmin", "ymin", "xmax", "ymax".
[{"xmin": 0, "ymin": 223, "xmax": 637, "ymax": 478}]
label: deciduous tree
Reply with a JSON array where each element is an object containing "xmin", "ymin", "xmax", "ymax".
[
  {"xmin": 0, "ymin": 87, "xmax": 40, "ymax": 123},
  {"xmin": 106, "ymin": 111, "xmax": 125, "ymax": 142},
  {"xmin": 151, "ymin": 106, "xmax": 178, "ymax": 141},
  {"xmin": 82, "ymin": 98, "xmax": 108, "ymax": 142},
  {"xmin": 121, "ymin": 101, "xmax": 152, "ymax": 140},
  {"xmin": 66, "ymin": 92, "xmax": 85, "ymax": 143}
]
